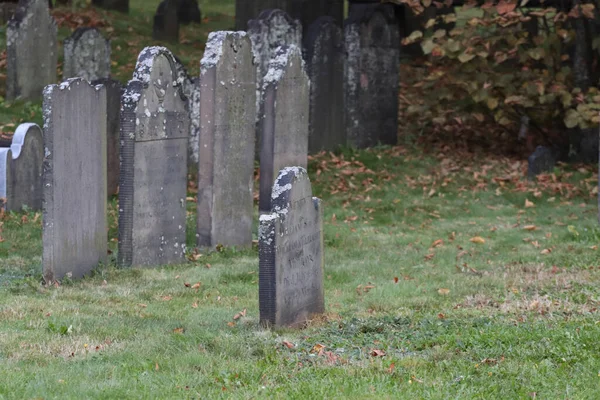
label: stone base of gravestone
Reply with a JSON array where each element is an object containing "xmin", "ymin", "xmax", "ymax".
[
  {"xmin": 527, "ymin": 146, "xmax": 556, "ymax": 179},
  {"xmin": 153, "ymin": 0, "xmax": 179, "ymax": 42},
  {"xmin": 91, "ymin": 0, "xmax": 129, "ymax": 13},
  {"xmin": 259, "ymin": 167, "xmax": 324, "ymax": 328}
]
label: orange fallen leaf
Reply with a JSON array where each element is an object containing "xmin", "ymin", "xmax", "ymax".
[
  {"xmin": 470, "ymin": 236, "xmax": 486, "ymax": 244},
  {"xmin": 282, "ymin": 341, "xmax": 295, "ymax": 349},
  {"xmin": 523, "ymin": 225, "xmax": 537, "ymax": 231},
  {"xmin": 173, "ymin": 327, "xmax": 184, "ymax": 334},
  {"xmin": 312, "ymin": 343, "xmax": 326, "ymax": 353},
  {"xmin": 540, "ymin": 248, "xmax": 552, "ymax": 254},
  {"xmin": 227, "ymin": 321, "xmax": 236, "ymax": 327},
  {"xmin": 393, "ymin": 277, "xmax": 399, "ymax": 283},
  {"xmin": 431, "ymin": 239, "xmax": 444, "ymax": 248},
  {"xmin": 438, "ymin": 288, "xmax": 450, "ymax": 295},
  {"xmin": 233, "ymin": 309, "xmax": 247, "ymax": 320},
  {"xmin": 191, "ymin": 282, "xmax": 201, "ymax": 290}
]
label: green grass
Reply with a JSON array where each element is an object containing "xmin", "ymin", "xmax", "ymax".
[{"xmin": 0, "ymin": 0, "xmax": 600, "ymax": 398}]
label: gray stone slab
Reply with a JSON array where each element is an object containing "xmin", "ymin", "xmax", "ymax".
[
  {"xmin": 172, "ymin": 56, "xmax": 200, "ymax": 172},
  {"xmin": 248, "ymin": 9, "xmax": 302, "ymax": 88},
  {"xmin": 197, "ymin": 31, "xmax": 257, "ymax": 249},
  {"xmin": 258, "ymin": 45, "xmax": 309, "ymax": 212},
  {"xmin": 259, "ymin": 166, "xmax": 324, "ymax": 328},
  {"xmin": 0, "ymin": 148, "xmax": 12, "ymax": 210},
  {"xmin": 92, "ymin": 0, "xmax": 129, "ymax": 13},
  {"xmin": 304, "ymin": 16, "xmax": 345, "ymax": 152},
  {"xmin": 92, "ymin": 78, "xmax": 121, "ymax": 196},
  {"xmin": 7, "ymin": 0, "xmax": 58, "ymax": 101},
  {"xmin": 153, "ymin": 0, "xmax": 179, "ymax": 42},
  {"xmin": 63, "ymin": 27, "xmax": 111, "ymax": 82},
  {"xmin": 118, "ymin": 46, "xmax": 190, "ymax": 268},
  {"xmin": 0, "ymin": 123, "xmax": 43, "ymax": 211},
  {"xmin": 42, "ymin": 78, "xmax": 107, "ymax": 283},
  {"xmin": 344, "ymin": 5, "xmax": 400, "ymax": 148},
  {"xmin": 527, "ymin": 146, "xmax": 556, "ymax": 179}
]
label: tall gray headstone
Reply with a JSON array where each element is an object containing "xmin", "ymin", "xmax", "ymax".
[
  {"xmin": 92, "ymin": 78, "xmax": 122, "ymax": 196},
  {"xmin": 43, "ymin": 78, "xmax": 107, "ymax": 282},
  {"xmin": 7, "ymin": 0, "xmax": 58, "ymax": 101},
  {"xmin": 118, "ymin": 47, "xmax": 190, "ymax": 268},
  {"xmin": 344, "ymin": 6, "xmax": 400, "ymax": 148},
  {"xmin": 304, "ymin": 16, "xmax": 345, "ymax": 152},
  {"xmin": 258, "ymin": 45, "xmax": 309, "ymax": 212},
  {"xmin": 63, "ymin": 27, "xmax": 111, "ymax": 82},
  {"xmin": 259, "ymin": 166, "xmax": 324, "ymax": 328},
  {"xmin": 247, "ymin": 9, "xmax": 302, "ymax": 89},
  {"xmin": 0, "ymin": 123, "xmax": 43, "ymax": 211},
  {"xmin": 197, "ymin": 31, "xmax": 257, "ymax": 248}
]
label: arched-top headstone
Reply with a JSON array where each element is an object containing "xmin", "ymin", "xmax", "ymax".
[
  {"xmin": 344, "ymin": 5, "xmax": 400, "ymax": 148},
  {"xmin": 197, "ymin": 31, "xmax": 257, "ymax": 249},
  {"xmin": 6, "ymin": 0, "xmax": 57, "ymax": 101},
  {"xmin": 304, "ymin": 16, "xmax": 345, "ymax": 152},
  {"xmin": 63, "ymin": 27, "xmax": 111, "ymax": 82},
  {"xmin": 153, "ymin": 0, "xmax": 179, "ymax": 42},
  {"xmin": 172, "ymin": 54, "xmax": 200, "ymax": 170},
  {"xmin": 248, "ymin": 9, "xmax": 302, "ymax": 85},
  {"xmin": 258, "ymin": 45, "xmax": 309, "ymax": 212},
  {"xmin": 118, "ymin": 46, "xmax": 190, "ymax": 268},
  {"xmin": 259, "ymin": 166, "xmax": 324, "ymax": 328}
]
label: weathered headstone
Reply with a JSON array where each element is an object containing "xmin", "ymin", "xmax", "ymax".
[
  {"xmin": 91, "ymin": 0, "xmax": 128, "ymax": 13},
  {"xmin": 153, "ymin": 0, "xmax": 179, "ymax": 42},
  {"xmin": 247, "ymin": 9, "xmax": 302, "ymax": 88},
  {"xmin": 259, "ymin": 166, "xmax": 324, "ymax": 328},
  {"xmin": 0, "ymin": 123, "xmax": 43, "ymax": 211},
  {"xmin": 344, "ymin": 5, "xmax": 400, "ymax": 148},
  {"xmin": 197, "ymin": 31, "xmax": 257, "ymax": 248},
  {"xmin": 7, "ymin": 0, "xmax": 57, "ymax": 101},
  {"xmin": 0, "ymin": 2, "xmax": 17, "ymax": 24},
  {"xmin": 528, "ymin": 146, "xmax": 556, "ymax": 179},
  {"xmin": 304, "ymin": 16, "xmax": 345, "ymax": 152},
  {"xmin": 43, "ymin": 78, "xmax": 107, "ymax": 282},
  {"xmin": 172, "ymin": 56, "xmax": 200, "ymax": 172},
  {"xmin": 258, "ymin": 45, "xmax": 309, "ymax": 212},
  {"xmin": 178, "ymin": 0, "xmax": 201, "ymax": 24},
  {"xmin": 63, "ymin": 27, "xmax": 111, "ymax": 82},
  {"xmin": 118, "ymin": 47, "xmax": 190, "ymax": 268},
  {"xmin": 92, "ymin": 78, "xmax": 121, "ymax": 196}
]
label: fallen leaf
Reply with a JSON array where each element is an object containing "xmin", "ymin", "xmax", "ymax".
[
  {"xmin": 227, "ymin": 321, "xmax": 236, "ymax": 327},
  {"xmin": 155, "ymin": 362, "xmax": 159, "ymax": 371},
  {"xmin": 438, "ymin": 288, "xmax": 450, "ymax": 295},
  {"xmin": 371, "ymin": 349, "xmax": 386, "ymax": 357},
  {"xmin": 233, "ymin": 309, "xmax": 247, "ymax": 320},
  {"xmin": 394, "ymin": 277, "xmax": 399, "ymax": 283},
  {"xmin": 431, "ymin": 239, "xmax": 444, "ymax": 248},
  {"xmin": 540, "ymin": 248, "xmax": 552, "ymax": 254},
  {"xmin": 191, "ymin": 302, "xmax": 198, "ymax": 308},
  {"xmin": 523, "ymin": 225, "xmax": 537, "ymax": 231},
  {"xmin": 161, "ymin": 296, "xmax": 172, "ymax": 301},
  {"xmin": 525, "ymin": 199, "xmax": 535, "ymax": 208},
  {"xmin": 312, "ymin": 343, "xmax": 326, "ymax": 354},
  {"xmin": 191, "ymin": 282, "xmax": 201, "ymax": 290},
  {"xmin": 173, "ymin": 327, "xmax": 184, "ymax": 334},
  {"xmin": 282, "ymin": 341, "xmax": 295, "ymax": 349},
  {"xmin": 470, "ymin": 236, "xmax": 486, "ymax": 244}
]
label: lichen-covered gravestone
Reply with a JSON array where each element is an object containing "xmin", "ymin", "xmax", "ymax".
[
  {"xmin": 258, "ymin": 45, "xmax": 309, "ymax": 212},
  {"xmin": 0, "ymin": 123, "xmax": 43, "ymax": 211},
  {"xmin": 304, "ymin": 16, "xmax": 345, "ymax": 152},
  {"xmin": 7, "ymin": 0, "xmax": 57, "ymax": 101},
  {"xmin": 118, "ymin": 47, "xmax": 190, "ymax": 268},
  {"xmin": 43, "ymin": 78, "xmax": 107, "ymax": 282},
  {"xmin": 92, "ymin": 78, "xmax": 122, "ymax": 196},
  {"xmin": 153, "ymin": 0, "xmax": 179, "ymax": 42},
  {"xmin": 247, "ymin": 9, "xmax": 302, "ymax": 90},
  {"xmin": 259, "ymin": 166, "xmax": 324, "ymax": 328},
  {"xmin": 172, "ymin": 56, "xmax": 200, "ymax": 172},
  {"xmin": 63, "ymin": 27, "xmax": 111, "ymax": 82},
  {"xmin": 197, "ymin": 31, "xmax": 257, "ymax": 248},
  {"xmin": 344, "ymin": 5, "xmax": 400, "ymax": 148}
]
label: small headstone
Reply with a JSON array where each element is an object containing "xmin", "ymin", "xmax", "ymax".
[
  {"xmin": 118, "ymin": 46, "xmax": 190, "ymax": 268},
  {"xmin": 42, "ymin": 78, "xmax": 107, "ymax": 282},
  {"xmin": 92, "ymin": 78, "xmax": 122, "ymax": 196},
  {"xmin": 527, "ymin": 146, "xmax": 556, "ymax": 179},
  {"xmin": 304, "ymin": 16, "xmax": 345, "ymax": 152},
  {"xmin": 91, "ymin": 0, "xmax": 128, "ymax": 13},
  {"xmin": 7, "ymin": 0, "xmax": 58, "ymax": 101},
  {"xmin": 344, "ymin": 5, "xmax": 400, "ymax": 148},
  {"xmin": 259, "ymin": 166, "xmax": 324, "ymax": 328},
  {"xmin": 247, "ymin": 9, "xmax": 302, "ymax": 88},
  {"xmin": 153, "ymin": 0, "xmax": 179, "ymax": 42},
  {"xmin": 178, "ymin": 0, "xmax": 201, "ymax": 25},
  {"xmin": 197, "ymin": 31, "xmax": 257, "ymax": 248},
  {"xmin": 0, "ymin": 123, "xmax": 43, "ymax": 211},
  {"xmin": 63, "ymin": 27, "xmax": 111, "ymax": 82},
  {"xmin": 258, "ymin": 45, "xmax": 309, "ymax": 212}
]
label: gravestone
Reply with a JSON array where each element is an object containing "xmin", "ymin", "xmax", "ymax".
[
  {"xmin": 63, "ymin": 27, "xmax": 111, "ymax": 82},
  {"xmin": 178, "ymin": 0, "xmax": 201, "ymax": 24},
  {"xmin": 118, "ymin": 47, "xmax": 190, "ymax": 268},
  {"xmin": 0, "ymin": 123, "xmax": 43, "ymax": 211},
  {"xmin": 0, "ymin": 3, "xmax": 17, "ymax": 24},
  {"xmin": 258, "ymin": 45, "xmax": 309, "ymax": 212},
  {"xmin": 197, "ymin": 31, "xmax": 257, "ymax": 248},
  {"xmin": 344, "ymin": 5, "xmax": 400, "ymax": 148},
  {"xmin": 259, "ymin": 166, "xmax": 324, "ymax": 328},
  {"xmin": 6, "ymin": 0, "xmax": 57, "ymax": 101},
  {"xmin": 304, "ymin": 16, "xmax": 345, "ymax": 152},
  {"xmin": 527, "ymin": 146, "xmax": 556, "ymax": 179},
  {"xmin": 92, "ymin": 78, "xmax": 121, "ymax": 196},
  {"xmin": 42, "ymin": 78, "xmax": 107, "ymax": 283},
  {"xmin": 172, "ymin": 56, "xmax": 200, "ymax": 172},
  {"xmin": 91, "ymin": 0, "xmax": 128, "ymax": 13},
  {"xmin": 153, "ymin": 0, "xmax": 179, "ymax": 42},
  {"xmin": 247, "ymin": 9, "xmax": 302, "ymax": 88}
]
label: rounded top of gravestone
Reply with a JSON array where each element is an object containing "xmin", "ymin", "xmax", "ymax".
[
  {"xmin": 66, "ymin": 26, "xmax": 107, "ymax": 43},
  {"xmin": 200, "ymin": 30, "xmax": 250, "ymax": 72},
  {"xmin": 344, "ymin": 3, "xmax": 397, "ymax": 25},
  {"xmin": 8, "ymin": 0, "xmax": 55, "ymax": 32},
  {"xmin": 262, "ymin": 45, "xmax": 306, "ymax": 89},
  {"xmin": 269, "ymin": 166, "xmax": 311, "ymax": 211},
  {"xmin": 303, "ymin": 16, "xmax": 342, "ymax": 62},
  {"xmin": 251, "ymin": 8, "xmax": 298, "ymax": 26},
  {"xmin": 11, "ymin": 122, "xmax": 41, "ymax": 159}
]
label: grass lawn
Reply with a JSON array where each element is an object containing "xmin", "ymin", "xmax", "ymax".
[{"xmin": 0, "ymin": 0, "xmax": 600, "ymax": 398}]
